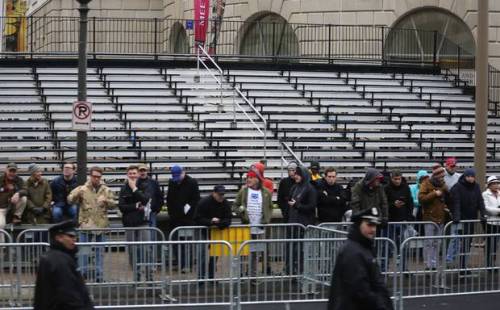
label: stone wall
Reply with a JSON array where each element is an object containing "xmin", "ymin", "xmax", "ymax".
[
  {"xmin": 162, "ymin": 0, "xmax": 500, "ymax": 68},
  {"xmin": 26, "ymin": 0, "xmax": 500, "ymax": 68}
]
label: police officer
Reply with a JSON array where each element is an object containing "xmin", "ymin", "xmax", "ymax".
[
  {"xmin": 34, "ymin": 220, "xmax": 94, "ymax": 310},
  {"xmin": 328, "ymin": 207, "xmax": 393, "ymax": 310}
]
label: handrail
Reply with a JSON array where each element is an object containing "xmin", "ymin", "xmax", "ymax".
[
  {"xmin": 282, "ymin": 141, "xmax": 304, "ymax": 166},
  {"xmin": 197, "ymin": 44, "xmax": 268, "ymax": 160},
  {"xmin": 197, "ymin": 45, "xmax": 224, "ymax": 77}
]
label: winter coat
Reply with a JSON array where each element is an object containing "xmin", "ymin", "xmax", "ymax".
[
  {"xmin": 483, "ymin": 189, "xmax": 500, "ymax": 225},
  {"xmin": 166, "ymin": 175, "xmax": 200, "ymax": 228},
  {"xmin": 25, "ymin": 177, "xmax": 52, "ymax": 224},
  {"xmin": 328, "ymin": 225, "xmax": 394, "ymax": 310},
  {"xmin": 384, "ymin": 179, "xmax": 414, "ymax": 222},
  {"xmin": 232, "ymin": 186, "xmax": 273, "ymax": 225},
  {"xmin": 68, "ymin": 181, "xmax": 116, "ymax": 230},
  {"xmin": 118, "ymin": 182, "xmax": 149, "ymax": 227},
  {"xmin": 50, "ymin": 175, "xmax": 78, "ymax": 205},
  {"xmin": 0, "ymin": 173, "xmax": 27, "ymax": 209},
  {"xmin": 137, "ymin": 177, "xmax": 163, "ymax": 213},
  {"xmin": 34, "ymin": 240, "xmax": 94, "ymax": 310},
  {"xmin": 277, "ymin": 176, "xmax": 295, "ymax": 222},
  {"xmin": 410, "ymin": 170, "xmax": 428, "ymax": 209},
  {"xmin": 195, "ymin": 195, "xmax": 232, "ymax": 229},
  {"xmin": 450, "ymin": 175, "xmax": 486, "ymax": 221},
  {"xmin": 418, "ymin": 178, "xmax": 450, "ymax": 225},
  {"xmin": 316, "ymin": 178, "xmax": 346, "ymax": 223},
  {"xmin": 288, "ymin": 166, "xmax": 317, "ymax": 226},
  {"xmin": 350, "ymin": 179, "xmax": 389, "ymax": 223}
]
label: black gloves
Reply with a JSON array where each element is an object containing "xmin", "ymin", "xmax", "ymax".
[
  {"xmin": 480, "ymin": 216, "xmax": 488, "ymax": 225},
  {"xmin": 452, "ymin": 219, "xmax": 460, "ymax": 225}
]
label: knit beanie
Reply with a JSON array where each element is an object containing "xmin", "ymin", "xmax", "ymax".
[
  {"xmin": 28, "ymin": 163, "xmax": 41, "ymax": 175},
  {"xmin": 463, "ymin": 168, "xmax": 476, "ymax": 177}
]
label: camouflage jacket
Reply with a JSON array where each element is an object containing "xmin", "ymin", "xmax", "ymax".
[{"xmin": 68, "ymin": 181, "xmax": 116, "ymax": 229}]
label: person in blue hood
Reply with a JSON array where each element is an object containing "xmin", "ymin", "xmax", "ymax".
[{"xmin": 410, "ymin": 170, "xmax": 429, "ymax": 221}]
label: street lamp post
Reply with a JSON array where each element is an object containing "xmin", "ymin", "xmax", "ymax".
[{"xmin": 76, "ymin": 0, "xmax": 92, "ymax": 185}]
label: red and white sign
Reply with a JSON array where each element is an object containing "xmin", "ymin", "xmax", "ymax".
[
  {"xmin": 72, "ymin": 101, "xmax": 92, "ymax": 131},
  {"xmin": 194, "ymin": 0, "xmax": 210, "ymax": 47}
]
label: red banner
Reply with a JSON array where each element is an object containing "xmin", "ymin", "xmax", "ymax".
[{"xmin": 194, "ymin": 0, "xmax": 210, "ymax": 46}]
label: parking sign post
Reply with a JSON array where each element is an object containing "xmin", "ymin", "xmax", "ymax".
[{"xmin": 76, "ymin": 0, "xmax": 92, "ymax": 185}]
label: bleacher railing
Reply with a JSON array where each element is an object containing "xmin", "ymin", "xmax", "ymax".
[
  {"xmin": 196, "ymin": 44, "xmax": 268, "ymax": 160},
  {"xmin": 2, "ymin": 16, "xmax": 443, "ymax": 65}
]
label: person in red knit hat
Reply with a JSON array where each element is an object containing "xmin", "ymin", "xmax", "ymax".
[{"xmin": 251, "ymin": 162, "xmax": 274, "ymax": 193}]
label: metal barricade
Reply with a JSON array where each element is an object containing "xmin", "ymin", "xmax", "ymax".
[
  {"xmin": 16, "ymin": 227, "xmax": 166, "ymax": 242},
  {"xmin": 0, "ymin": 243, "xmax": 50, "ymax": 308},
  {"xmin": 169, "ymin": 224, "xmax": 306, "ymax": 274},
  {"xmin": 76, "ymin": 240, "xmax": 234, "ymax": 308},
  {"xmin": 234, "ymin": 238, "xmax": 397, "ymax": 307},
  {"xmin": 305, "ymin": 225, "xmax": 348, "ymax": 239},
  {"xmin": 0, "ymin": 229, "xmax": 13, "ymax": 243},
  {"xmin": 398, "ymin": 233, "xmax": 500, "ymax": 310},
  {"xmin": 318, "ymin": 222, "xmax": 352, "ymax": 231}
]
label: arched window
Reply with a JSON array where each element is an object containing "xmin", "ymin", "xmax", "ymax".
[
  {"xmin": 169, "ymin": 22, "xmax": 189, "ymax": 54},
  {"xmin": 385, "ymin": 8, "xmax": 475, "ymax": 63},
  {"xmin": 239, "ymin": 13, "xmax": 299, "ymax": 57}
]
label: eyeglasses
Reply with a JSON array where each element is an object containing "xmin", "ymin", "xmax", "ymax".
[{"xmin": 90, "ymin": 174, "xmax": 102, "ymax": 179}]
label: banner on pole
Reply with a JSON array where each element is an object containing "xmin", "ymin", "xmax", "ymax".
[{"xmin": 194, "ymin": 0, "xmax": 210, "ymax": 47}]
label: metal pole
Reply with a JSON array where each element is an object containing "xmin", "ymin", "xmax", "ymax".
[
  {"xmin": 475, "ymin": 0, "xmax": 489, "ymax": 188},
  {"xmin": 76, "ymin": 0, "xmax": 92, "ymax": 185}
]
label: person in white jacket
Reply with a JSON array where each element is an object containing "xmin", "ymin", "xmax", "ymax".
[{"xmin": 482, "ymin": 175, "xmax": 500, "ymax": 268}]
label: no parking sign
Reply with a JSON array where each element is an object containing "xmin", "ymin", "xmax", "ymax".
[{"xmin": 72, "ymin": 101, "xmax": 92, "ymax": 131}]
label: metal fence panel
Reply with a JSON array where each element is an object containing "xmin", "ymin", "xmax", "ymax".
[
  {"xmin": 399, "ymin": 233, "xmax": 500, "ymax": 310},
  {"xmin": 0, "ymin": 229, "xmax": 12, "ymax": 243},
  {"xmin": 0, "ymin": 243, "xmax": 50, "ymax": 308}
]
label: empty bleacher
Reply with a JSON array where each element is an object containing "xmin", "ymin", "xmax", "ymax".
[{"xmin": 0, "ymin": 63, "xmax": 497, "ymax": 195}]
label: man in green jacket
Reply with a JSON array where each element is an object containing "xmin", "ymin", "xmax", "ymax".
[
  {"xmin": 233, "ymin": 166, "xmax": 273, "ymax": 284},
  {"xmin": 0, "ymin": 163, "xmax": 27, "ymax": 229},
  {"xmin": 24, "ymin": 163, "xmax": 52, "ymax": 225}
]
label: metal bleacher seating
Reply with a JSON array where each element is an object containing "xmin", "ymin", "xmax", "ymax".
[{"xmin": 1, "ymin": 64, "xmax": 499, "ymax": 196}]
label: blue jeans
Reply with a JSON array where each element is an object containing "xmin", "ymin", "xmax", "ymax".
[
  {"xmin": 388, "ymin": 224, "xmax": 406, "ymax": 271},
  {"xmin": 52, "ymin": 202, "xmax": 78, "ymax": 223},
  {"xmin": 78, "ymin": 232, "xmax": 105, "ymax": 282}
]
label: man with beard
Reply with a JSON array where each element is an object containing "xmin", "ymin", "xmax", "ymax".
[{"xmin": 34, "ymin": 220, "xmax": 94, "ymax": 310}]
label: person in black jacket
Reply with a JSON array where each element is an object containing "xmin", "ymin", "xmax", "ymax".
[
  {"xmin": 316, "ymin": 167, "xmax": 346, "ymax": 223},
  {"xmin": 277, "ymin": 162, "xmax": 297, "ymax": 222},
  {"xmin": 286, "ymin": 165, "xmax": 317, "ymax": 274},
  {"xmin": 118, "ymin": 165, "xmax": 152, "ymax": 282},
  {"xmin": 288, "ymin": 166, "xmax": 317, "ymax": 226},
  {"xmin": 34, "ymin": 220, "xmax": 94, "ymax": 310},
  {"xmin": 50, "ymin": 161, "xmax": 78, "ymax": 223},
  {"xmin": 384, "ymin": 170, "xmax": 414, "ymax": 271},
  {"xmin": 137, "ymin": 163, "xmax": 163, "ymax": 229},
  {"xmin": 328, "ymin": 208, "xmax": 393, "ymax": 310},
  {"xmin": 194, "ymin": 185, "xmax": 232, "ymax": 282},
  {"xmin": 166, "ymin": 165, "xmax": 200, "ymax": 271},
  {"xmin": 446, "ymin": 168, "xmax": 487, "ymax": 273}
]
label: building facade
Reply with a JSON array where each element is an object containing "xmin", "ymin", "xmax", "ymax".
[{"xmin": 23, "ymin": 0, "xmax": 499, "ymax": 68}]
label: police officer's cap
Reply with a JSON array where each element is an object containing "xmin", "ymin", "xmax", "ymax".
[
  {"xmin": 351, "ymin": 207, "xmax": 381, "ymax": 225},
  {"xmin": 49, "ymin": 220, "xmax": 78, "ymax": 237}
]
